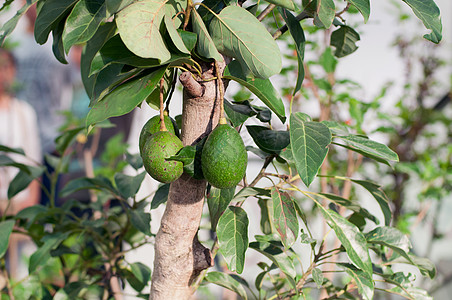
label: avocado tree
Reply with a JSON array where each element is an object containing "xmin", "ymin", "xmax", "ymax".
[{"xmin": 0, "ymin": 0, "xmax": 444, "ymax": 299}]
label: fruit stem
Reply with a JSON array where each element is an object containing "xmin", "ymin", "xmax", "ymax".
[
  {"xmin": 215, "ymin": 60, "xmax": 225, "ymax": 123},
  {"xmin": 159, "ymin": 77, "xmax": 167, "ymax": 132}
]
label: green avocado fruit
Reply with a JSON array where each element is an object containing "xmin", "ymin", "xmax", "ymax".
[
  {"xmin": 139, "ymin": 115, "xmax": 176, "ymax": 154},
  {"xmin": 201, "ymin": 124, "xmax": 247, "ymax": 189},
  {"xmin": 141, "ymin": 131, "xmax": 183, "ymax": 183}
]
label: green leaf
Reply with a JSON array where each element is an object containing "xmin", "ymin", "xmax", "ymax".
[
  {"xmin": 306, "ymin": 0, "xmax": 335, "ymax": 29},
  {"xmin": 207, "ymin": 187, "xmax": 235, "ymax": 231},
  {"xmin": 51, "ymin": 20, "xmax": 68, "ymax": 64},
  {"xmin": 86, "ymin": 67, "xmax": 167, "ymax": 127},
  {"xmin": 318, "ymin": 193, "xmax": 379, "ymax": 224},
  {"xmin": 0, "ymin": 220, "xmax": 15, "ymax": 259},
  {"xmin": 0, "ymin": 0, "xmax": 38, "ymax": 46},
  {"xmin": 339, "ymin": 263, "xmax": 374, "ymax": 300},
  {"xmin": 330, "ymin": 25, "xmax": 360, "ymax": 58},
  {"xmin": 191, "ymin": 8, "xmax": 223, "ymax": 61},
  {"xmin": 130, "ymin": 210, "xmax": 152, "ymax": 236},
  {"xmin": 319, "ymin": 47, "xmax": 337, "ymax": 73},
  {"xmin": 62, "ymin": 0, "xmax": 107, "ymax": 53},
  {"xmin": 151, "ymin": 183, "xmax": 170, "ymax": 209},
  {"xmin": 80, "ymin": 22, "xmax": 117, "ymax": 101},
  {"xmin": 116, "ymin": 0, "xmax": 170, "ymax": 61},
  {"xmin": 351, "ymin": 179, "xmax": 391, "ymax": 226},
  {"xmin": 279, "ymin": 8, "xmax": 305, "ymax": 95},
  {"xmin": 258, "ymin": 198, "xmax": 272, "ymax": 235},
  {"xmin": 312, "ymin": 268, "xmax": 324, "ymax": 288},
  {"xmin": 346, "ymin": 0, "xmax": 370, "ymax": 23},
  {"xmin": 55, "ymin": 127, "xmax": 85, "ymax": 155},
  {"xmin": 164, "ymin": 9, "xmax": 190, "ymax": 54},
  {"xmin": 8, "ymin": 168, "xmax": 43, "ymax": 199},
  {"xmin": 205, "ymin": 272, "xmax": 248, "ymax": 300},
  {"xmin": 217, "ymin": 206, "xmax": 249, "ymax": 274},
  {"xmin": 178, "ymin": 29, "xmax": 197, "ymax": 51},
  {"xmin": 319, "ymin": 207, "xmax": 372, "ymax": 276},
  {"xmin": 60, "ymin": 176, "xmax": 118, "ymax": 197},
  {"xmin": 29, "ymin": 233, "xmax": 69, "ymax": 273},
  {"xmin": 224, "ymin": 99, "xmax": 253, "ymax": 127},
  {"xmin": 106, "ymin": 0, "xmax": 134, "ymax": 16},
  {"xmin": 401, "ymin": 0, "xmax": 442, "ymax": 43},
  {"xmin": 167, "ymin": 146, "xmax": 196, "ymax": 165},
  {"xmin": 249, "ymin": 238, "xmax": 297, "ymax": 288},
  {"xmin": 290, "ymin": 112, "xmax": 331, "ymax": 187},
  {"xmin": 209, "ymin": 6, "xmax": 281, "ymax": 78},
  {"xmin": 114, "ymin": 172, "xmax": 146, "ymax": 199},
  {"xmin": 224, "ymin": 60, "xmax": 286, "ymax": 122},
  {"xmin": 0, "ymin": 145, "xmax": 25, "ymax": 156},
  {"xmin": 34, "ymin": 0, "xmax": 79, "ymax": 44},
  {"xmin": 271, "ymin": 188, "xmax": 299, "ymax": 249},
  {"xmin": 264, "ymin": 0, "xmax": 296, "ymax": 11},
  {"xmin": 247, "ymin": 126, "xmax": 290, "ymax": 154},
  {"xmin": 365, "ymin": 226, "xmax": 411, "ymax": 253},
  {"xmin": 127, "ymin": 262, "xmax": 151, "ymax": 292},
  {"xmin": 336, "ymin": 135, "xmax": 399, "ymax": 162}
]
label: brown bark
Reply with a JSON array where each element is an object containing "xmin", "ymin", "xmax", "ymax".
[{"xmin": 150, "ymin": 61, "xmax": 225, "ymax": 299}]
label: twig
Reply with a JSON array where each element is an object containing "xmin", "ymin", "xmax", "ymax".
[{"xmin": 257, "ymin": 4, "xmax": 276, "ymax": 21}]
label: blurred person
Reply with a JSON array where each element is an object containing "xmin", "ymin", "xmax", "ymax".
[{"xmin": 0, "ymin": 48, "xmax": 41, "ymax": 277}]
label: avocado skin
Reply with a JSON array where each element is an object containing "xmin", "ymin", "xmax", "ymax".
[
  {"xmin": 201, "ymin": 124, "xmax": 247, "ymax": 189},
  {"xmin": 139, "ymin": 115, "xmax": 176, "ymax": 154},
  {"xmin": 141, "ymin": 131, "xmax": 183, "ymax": 183}
]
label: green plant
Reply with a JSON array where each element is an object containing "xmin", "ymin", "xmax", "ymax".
[{"xmin": 0, "ymin": 0, "xmax": 445, "ymax": 299}]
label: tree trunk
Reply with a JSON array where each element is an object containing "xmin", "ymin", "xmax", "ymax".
[{"xmin": 150, "ymin": 60, "xmax": 225, "ymax": 299}]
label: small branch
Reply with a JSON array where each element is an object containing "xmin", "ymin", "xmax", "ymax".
[
  {"xmin": 273, "ymin": 11, "xmax": 309, "ymax": 39},
  {"xmin": 180, "ymin": 71, "xmax": 204, "ymax": 97},
  {"xmin": 257, "ymin": 4, "xmax": 276, "ymax": 21}
]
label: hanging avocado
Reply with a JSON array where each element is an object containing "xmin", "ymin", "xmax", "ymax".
[
  {"xmin": 201, "ymin": 123, "xmax": 247, "ymax": 189},
  {"xmin": 141, "ymin": 131, "xmax": 183, "ymax": 183},
  {"xmin": 139, "ymin": 114, "xmax": 176, "ymax": 154}
]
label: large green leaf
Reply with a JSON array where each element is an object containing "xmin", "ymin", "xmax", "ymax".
[
  {"xmin": 0, "ymin": 220, "xmax": 15, "ymax": 259},
  {"xmin": 164, "ymin": 9, "xmax": 190, "ymax": 54},
  {"xmin": 247, "ymin": 126, "xmax": 290, "ymax": 154},
  {"xmin": 8, "ymin": 167, "xmax": 44, "ymax": 199},
  {"xmin": 304, "ymin": 0, "xmax": 335, "ymax": 28},
  {"xmin": 29, "ymin": 233, "xmax": 69, "ymax": 273},
  {"xmin": 34, "ymin": 0, "xmax": 79, "ymax": 44},
  {"xmin": 52, "ymin": 20, "xmax": 68, "ymax": 64},
  {"xmin": 80, "ymin": 22, "xmax": 117, "ymax": 101},
  {"xmin": 207, "ymin": 187, "xmax": 235, "ymax": 231},
  {"xmin": 271, "ymin": 188, "xmax": 299, "ymax": 249},
  {"xmin": 0, "ymin": 0, "xmax": 38, "ymax": 46},
  {"xmin": 62, "ymin": 0, "xmax": 107, "ymax": 53},
  {"xmin": 217, "ymin": 206, "xmax": 249, "ymax": 274},
  {"xmin": 191, "ymin": 7, "xmax": 223, "ymax": 61},
  {"xmin": 86, "ymin": 67, "xmax": 167, "ymax": 127},
  {"xmin": 330, "ymin": 25, "xmax": 360, "ymax": 58},
  {"xmin": 126, "ymin": 262, "xmax": 151, "ymax": 292},
  {"xmin": 365, "ymin": 226, "xmax": 411, "ymax": 253},
  {"xmin": 346, "ymin": 0, "xmax": 370, "ymax": 22},
  {"xmin": 223, "ymin": 60, "xmax": 286, "ymax": 122},
  {"xmin": 205, "ymin": 272, "xmax": 248, "ymax": 300},
  {"xmin": 351, "ymin": 179, "xmax": 391, "ymax": 226},
  {"xmin": 319, "ymin": 207, "xmax": 372, "ymax": 276},
  {"xmin": 116, "ymin": 0, "xmax": 170, "ymax": 61},
  {"xmin": 336, "ymin": 135, "xmax": 399, "ymax": 162},
  {"xmin": 209, "ymin": 6, "xmax": 281, "ymax": 78},
  {"xmin": 129, "ymin": 210, "xmax": 152, "ymax": 236},
  {"xmin": 59, "ymin": 176, "xmax": 118, "ymax": 197},
  {"xmin": 339, "ymin": 263, "xmax": 374, "ymax": 300},
  {"xmin": 279, "ymin": 8, "xmax": 305, "ymax": 95},
  {"xmin": 114, "ymin": 172, "xmax": 146, "ymax": 199},
  {"xmin": 289, "ymin": 113, "xmax": 331, "ymax": 187},
  {"xmin": 151, "ymin": 183, "xmax": 170, "ymax": 209},
  {"xmin": 401, "ymin": 0, "xmax": 442, "ymax": 43},
  {"xmin": 264, "ymin": 0, "xmax": 296, "ymax": 11}
]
